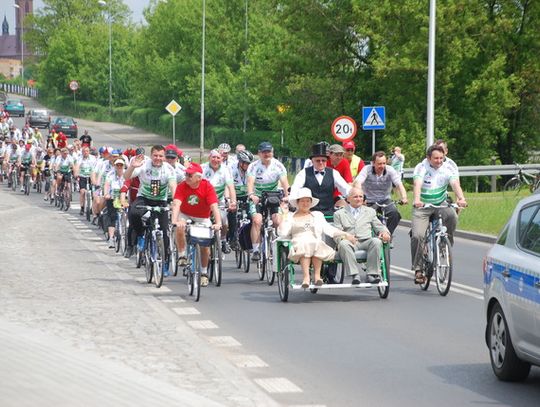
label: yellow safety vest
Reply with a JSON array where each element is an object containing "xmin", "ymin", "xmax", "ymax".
[{"xmin": 349, "ymin": 154, "xmax": 362, "ymax": 178}]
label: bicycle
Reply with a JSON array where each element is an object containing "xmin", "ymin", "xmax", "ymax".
[
  {"xmin": 504, "ymin": 163, "xmax": 540, "ymax": 194},
  {"xmin": 233, "ymin": 199, "xmax": 251, "ymax": 273},
  {"xmin": 183, "ymin": 221, "xmax": 215, "ymax": 302},
  {"xmin": 418, "ymin": 203, "xmax": 459, "ymax": 296},
  {"xmin": 35, "ymin": 169, "xmax": 43, "ymax": 194},
  {"xmin": 22, "ymin": 166, "xmax": 31, "ymax": 195},
  {"xmin": 208, "ymin": 229, "xmax": 223, "ymax": 287},
  {"xmin": 114, "ymin": 205, "xmax": 129, "ymax": 255},
  {"xmin": 137, "ymin": 205, "xmax": 170, "ymax": 289},
  {"xmin": 255, "ymin": 191, "xmax": 282, "ymax": 285},
  {"xmin": 57, "ymin": 173, "xmax": 72, "ymax": 211},
  {"xmin": 8, "ymin": 163, "xmax": 18, "ymax": 191}
]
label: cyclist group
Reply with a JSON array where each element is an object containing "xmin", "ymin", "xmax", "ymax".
[{"xmin": 2, "ymin": 114, "xmax": 467, "ymax": 291}]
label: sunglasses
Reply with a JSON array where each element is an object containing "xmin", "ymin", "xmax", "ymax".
[{"xmin": 346, "ymin": 149, "xmax": 354, "ymax": 152}]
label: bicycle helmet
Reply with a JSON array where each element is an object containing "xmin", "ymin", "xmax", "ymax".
[
  {"xmin": 218, "ymin": 143, "xmax": 231, "ymax": 153},
  {"xmin": 237, "ymin": 150, "xmax": 254, "ymax": 164},
  {"xmin": 111, "ymin": 148, "xmax": 122, "ymax": 156},
  {"xmin": 98, "ymin": 146, "xmax": 106, "ymax": 154}
]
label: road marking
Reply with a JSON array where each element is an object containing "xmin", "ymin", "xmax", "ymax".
[
  {"xmin": 254, "ymin": 377, "xmax": 302, "ymax": 393},
  {"xmin": 187, "ymin": 320, "xmax": 218, "ymax": 330},
  {"xmin": 230, "ymin": 354, "xmax": 268, "ymax": 368},
  {"xmin": 147, "ymin": 286, "xmax": 172, "ymax": 294},
  {"xmin": 159, "ymin": 298, "xmax": 185, "ymax": 303},
  {"xmin": 206, "ymin": 336, "xmax": 241, "ymax": 347},
  {"xmin": 172, "ymin": 307, "xmax": 200, "ymax": 315},
  {"xmin": 392, "ymin": 266, "xmax": 483, "ymax": 300}
]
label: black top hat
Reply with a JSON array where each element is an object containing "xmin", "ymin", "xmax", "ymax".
[{"xmin": 310, "ymin": 142, "xmax": 327, "ymax": 159}]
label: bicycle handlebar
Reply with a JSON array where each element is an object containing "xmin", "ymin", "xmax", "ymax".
[
  {"xmin": 135, "ymin": 205, "xmax": 171, "ymax": 212},
  {"xmin": 421, "ymin": 203, "xmax": 462, "ymax": 209}
]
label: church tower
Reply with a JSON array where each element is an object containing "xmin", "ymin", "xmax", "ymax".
[
  {"xmin": 2, "ymin": 15, "xmax": 9, "ymax": 36},
  {"xmin": 15, "ymin": 0, "xmax": 33, "ymax": 54}
]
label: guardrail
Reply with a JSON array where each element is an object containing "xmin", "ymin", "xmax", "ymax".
[
  {"xmin": 1, "ymin": 83, "xmax": 39, "ymax": 98},
  {"xmin": 402, "ymin": 164, "xmax": 540, "ymax": 178}
]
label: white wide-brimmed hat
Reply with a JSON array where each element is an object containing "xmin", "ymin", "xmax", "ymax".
[{"xmin": 289, "ymin": 187, "xmax": 320, "ymax": 208}]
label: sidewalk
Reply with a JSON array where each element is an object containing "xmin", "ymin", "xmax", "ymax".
[{"xmin": 0, "ymin": 188, "xmax": 278, "ymax": 407}]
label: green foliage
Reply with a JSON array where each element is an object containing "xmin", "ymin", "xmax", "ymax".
[{"xmin": 26, "ymin": 0, "xmax": 540, "ymax": 165}]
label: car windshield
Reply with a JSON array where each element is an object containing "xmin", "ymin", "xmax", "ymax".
[
  {"xmin": 32, "ymin": 110, "xmax": 48, "ymax": 116},
  {"xmin": 55, "ymin": 118, "xmax": 74, "ymax": 125},
  {"xmin": 6, "ymin": 100, "xmax": 22, "ymax": 106}
]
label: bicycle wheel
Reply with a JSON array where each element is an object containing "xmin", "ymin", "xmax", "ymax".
[
  {"xmin": 115, "ymin": 228, "xmax": 121, "ymax": 253},
  {"xmin": 434, "ymin": 236, "xmax": 453, "ymax": 296},
  {"xmin": 11, "ymin": 172, "xmax": 16, "ymax": 191},
  {"xmin": 24, "ymin": 176, "xmax": 30, "ymax": 195},
  {"xmin": 277, "ymin": 245, "xmax": 290, "ymax": 302},
  {"xmin": 153, "ymin": 235, "xmax": 165, "ymax": 288},
  {"xmin": 504, "ymin": 177, "xmax": 521, "ymax": 193},
  {"xmin": 193, "ymin": 244, "xmax": 201, "ymax": 302},
  {"xmin": 63, "ymin": 182, "xmax": 71, "ymax": 211},
  {"xmin": 211, "ymin": 238, "xmax": 223, "ymax": 287},
  {"xmin": 419, "ymin": 240, "xmax": 432, "ymax": 291},
  {"xmin": 144, "ymin": 237, "xmax": 153, "ymax": 283},
  {"xmin": 235, "ymin": 247, "xmax": 242, "ymax": 269},
  {"xmin": 265, "ymin": 233, "xmax": 275, "ymax": 286},
  {"xmin": 378, "ymin": 244, "xmax": 391, "ymax": 299},
  {"xmin": 243, "ymin": 250, "xmax": 250, "ymax": 273},
  {"xmin": 170, "ymin": 227, "xmax": 178, "ymax": 277},
  {"xmin": 85, "ymin": 192, "xmax": 92, "ymax": 221},
  {"xmin": 36, "ymin": 176, "xmax": 42, "ymax": 193}
]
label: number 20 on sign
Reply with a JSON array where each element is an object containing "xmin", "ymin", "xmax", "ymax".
[{"xmin": 331, "ymin": 115, "xmax": 357, "ymax": 142}]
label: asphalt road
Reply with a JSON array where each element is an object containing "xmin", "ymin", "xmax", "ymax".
[{"xmin": 5, "ymin": 96, "xmax": 540, "ymax": 406}]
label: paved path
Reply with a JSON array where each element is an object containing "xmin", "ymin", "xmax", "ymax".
[{"xmin": 0, "ymin": 188, "xmax": 278, "ymax": 407}]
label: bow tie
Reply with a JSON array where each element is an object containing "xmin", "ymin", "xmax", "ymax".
[{"xmin": 315, "ymin": 171, "xmax": 325, "ymax": 175}]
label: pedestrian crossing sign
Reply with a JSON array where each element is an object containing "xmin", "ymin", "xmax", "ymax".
[{"xmin": 362, "ymin": 106, "xmax": 385, "ymax": 130}]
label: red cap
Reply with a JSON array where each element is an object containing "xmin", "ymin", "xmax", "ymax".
[
  {"xmin": 185, "ymin": 162, "xmax": 203, "ymax": 175},
  {"xmin": 343, "ymin": 141, "xmax": 356, "ymax": 150}
]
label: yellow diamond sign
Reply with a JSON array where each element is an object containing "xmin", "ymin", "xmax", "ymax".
[{"xmin": 166, "ymin": 100, "xmax": 182, "ymax": 116}]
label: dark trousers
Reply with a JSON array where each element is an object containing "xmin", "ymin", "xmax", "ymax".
[
  {"xmin": 367, "ymin": 199, "xmax": 401, "ymax": 235},
  {"xmin": 128, "ymin": 196, "xmax": 170, "ymax": 260},
  {"xmin": 104, "ymin": 199, "xmax": 116, "ymax": 230}
]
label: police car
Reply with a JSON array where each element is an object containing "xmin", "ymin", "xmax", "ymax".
[{"xmin": 484, "ymin": 192, "xmax": 540, "ymax": 381}]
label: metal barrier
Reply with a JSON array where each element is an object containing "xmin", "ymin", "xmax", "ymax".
[{"xmin": 0, "ymin": 83, "xmax": 39, "ymax": 98}]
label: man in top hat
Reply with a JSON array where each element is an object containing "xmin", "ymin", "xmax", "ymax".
[
  {"xmin": 290, "ymin": 143, "xmax": 351, "ymax": 217},
  {"xmin": 343, "ymin": 140, "xmax": 365, "ymax": 178}
]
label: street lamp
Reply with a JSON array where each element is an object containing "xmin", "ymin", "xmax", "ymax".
[
  {"xmin": 98, "ymin": 0, "xmax": 113, "ymax": 116},
  {"xmin": 13, "ymin": 3, "xmax": 23, "ymax": 88},
  {"xmin": 426, "ymin": 0, "xmax": 436, "ymax": 147},
  {"xmin": 200, "ymin": 0, "xmax": 206, "ymax": 161}
]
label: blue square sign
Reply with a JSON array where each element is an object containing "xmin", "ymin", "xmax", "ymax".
[{"xmin": 362, "ymin": 106, "xmax": 386, "ymax": 130}]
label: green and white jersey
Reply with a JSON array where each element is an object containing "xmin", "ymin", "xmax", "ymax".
[
  {"xmin": 231, "ymin": 165, "xmax": 248, "ymax": 197},
  {"xmin": 78, "ymin": 155, "xmax": 97, "ymax": 178},
  {"xmin": 413, "ymin": 160, "xmax": 458, "ymax": 205},
  {"xmin": 21, "ymin": 150, "xmax": 34, "ymax": 165},
  {"xmin": 201, "ymin": 163, "xmax": 233, "ymax": 200},
  {"xmin": 95, "ymin": 159, "xmax": 113, "ymax": 187},
  {"xmin": 35, "ymin": 153, "xmax": 45, "ymax": 166},
  {"xmin": 105, "ymin": 170, "xmax": 125, "ymax": 199},
  {"xmin": 8, "ymin": 147, "xmax": 21, "ymax": 163},
  {"xmin": 57, "ymin": 155, "xmax": 75, "ymax": 174},
  {"xmin": 133, "ymin": 159, "xmax": 175, "ymax": 202},
  {"xmin": 246, "ymin": 158, "xmax": 287, "ymax": 196}
]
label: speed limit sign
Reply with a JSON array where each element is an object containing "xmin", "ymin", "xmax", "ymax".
[
  {"xmin": 69, "ymin": 80, "xmax": 79, "ymax": 91},
  {"xmin": 331, "ymin": 115, "xmax": 357, "ymax": 142}
]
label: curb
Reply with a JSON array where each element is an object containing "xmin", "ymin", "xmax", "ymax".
[{"xmin": 399, "ymin": 219, "xmax": 497, "ymax": 244}]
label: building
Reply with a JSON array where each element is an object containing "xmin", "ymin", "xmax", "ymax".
[{"xmin": 0, "ymin": 0, "xmax": 33, "ymax": 80}]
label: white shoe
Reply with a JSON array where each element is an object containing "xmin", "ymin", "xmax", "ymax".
[{"xmin": 201, "ymin": 274, "xmax": 209, "ymax": 287}]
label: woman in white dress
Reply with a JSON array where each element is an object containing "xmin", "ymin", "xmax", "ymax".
[{"xmin": 278, "ymin": 188, "xmax": 354, "ymax": 288}]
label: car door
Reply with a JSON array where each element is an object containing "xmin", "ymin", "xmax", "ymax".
[{"xmin": 509, "ymin": 202, "xmax": 540, "ymax": 356}]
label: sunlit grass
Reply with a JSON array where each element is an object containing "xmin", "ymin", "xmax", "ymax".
[{"xmin": 397, "ymin": 190, "xmax": 530, "ymax": 236}]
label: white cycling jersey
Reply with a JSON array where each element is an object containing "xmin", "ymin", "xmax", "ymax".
[
  {"xmin": 201, "ymin": 162, "xmax": 233, "ymax": 200},
  {"xmin": 246, "ymin": 158, "xmax": 287, "ymax": 195},
  {"xmin": 413, "ymin": 160, "xmax": 458, "ymax": 204}
]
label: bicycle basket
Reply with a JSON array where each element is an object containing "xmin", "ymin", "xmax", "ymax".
[
  {"xmin": 263, "ymin": 191, "xmax": 282, "ymax": 207},
  {"xmin": 238, "ymin": 221, "xmax": 253, "ymax": 251},
  {"xmin": 188, "ymin": 225, "xmax": 213, "ymax": 247}
]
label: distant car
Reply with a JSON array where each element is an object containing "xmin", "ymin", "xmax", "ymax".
[
  {"xmin": 50, "ymin": 116, "xmax": 78, "ymax": 138},
  {"xmin": 484, "ymin": 193, "xmax": 540, "ymax": 381},
  {"xmin": 3, "ymin": 99, "xmax": 25, "ymax": 117},
  {"xmin": 27, "ymin": 109, "xmax": 51, "ymax": 129}
]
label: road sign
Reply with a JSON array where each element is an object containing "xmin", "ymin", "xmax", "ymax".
[
  {"xmin": 331, "ymin": 115, "xmax": 357, "ymax": 142},
  {"xmin": 166, "ymin": 100, "xmax": 182, "ymax": 116},
  {"xmin": 69, "ymin": 80, "xmax": 79, "ymax": 91},
  {"xmin": 362, "ymin": 106, "xmax": 385, "ymax": 130}
]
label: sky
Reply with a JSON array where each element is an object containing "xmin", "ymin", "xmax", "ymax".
[{"xmin": 2, "ymin": 0, "xmax": 148, "ymax": 34}]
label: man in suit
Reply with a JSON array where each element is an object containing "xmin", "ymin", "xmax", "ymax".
[
  {"xmin": 290, "ymin": 142, "xmax": 350, "ymax": 217},
  {"xmin": 333, "ymin": 187, "xmax": 391, "ymax": 284}
]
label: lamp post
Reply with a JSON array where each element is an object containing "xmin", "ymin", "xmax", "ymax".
[
  {"xmin": 426, "ymin": 0, "xmax": 436, "ymax": 148},
  {"xmin": 13, "ymin": 3, "xmax": 24, "ymax": 88},
  {"xmin": 98, "ymin": 0, "xmax": 113, "ymax": 116},
  {"xmin": 200, "ymin": 0, "xmax": 206, "ymax": 161}
]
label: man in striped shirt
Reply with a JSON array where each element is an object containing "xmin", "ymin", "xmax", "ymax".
[{"xmin": 410, "ymin": 144, "xmax": 467, "ymax": 284}]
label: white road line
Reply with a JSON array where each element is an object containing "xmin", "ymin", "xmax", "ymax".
[
  {"xmin": 391, "ymin": 266, "xmax": 483, "ymax": 300},
  {"xmin": 172, "ymin": 307, "xmax": 200, "ymax": 315},
  {"xmin": 187, "ymin": 320, "xmax": 218, "ymax": 330},
  {"xmin": 230, "ymin": 355, "xmax": 269, "ymax": 368},
  {"xmin": 254, "ymin": 377, "xmax": 302, "ymax": 393},
  {"xmin": 159, "ymin": 298, "xmax": 185, "ymax": 303},
  {"xmin": 206, "ymin": 336, "xmax": 241, "ymax": 347},
  {"xmin": 146, "ymin": 286, "xmax": 172, "ymax": 294}
]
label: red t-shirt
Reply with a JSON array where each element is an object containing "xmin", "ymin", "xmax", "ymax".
[
  {"xmin": 327, "ymin": 158, "xmax": 353, "ymax": 198},
  {"xmin": 57, "ymin": 134, "xmax": 67, "ymax": 149},
  {"xmin": 174, "ymin": 179, "xmax": 218, "ymax": 218},
  {"xmin": 120, "ymin": 177, "xmax": 140, "ymax": 203}
]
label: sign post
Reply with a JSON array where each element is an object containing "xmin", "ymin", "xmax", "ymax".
[
  {"xmin": 362, "ymin": 106, "xmax": 386, "ymax": 154},
  {"xmin": 331, "ymin": 115, "xmax": 357, "ymax": 143},
  {"xmin": 69, "ymin": 80, "xmax": 79, "ymax": 113},
  {"xmin": 165, "ymin": 100, "xmax": 182, "ymax": 145}
]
